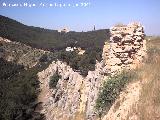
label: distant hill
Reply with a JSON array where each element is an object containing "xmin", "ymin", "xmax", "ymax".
[
  {"xmin": 0, "ymin": 15, "xmax": 110, "ymax": 51},
  {"xmin": 0, "ymin": 15, "xmax": 110, "ymax": 76}
]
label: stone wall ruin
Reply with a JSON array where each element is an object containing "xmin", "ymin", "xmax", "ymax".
[
  {"xmin": 103, "ymin": 22, "xmax": 146, "ymax": 74},
  {"xmin": 37, "ymin": 22, "xmax": 147, "ymax": 120}
]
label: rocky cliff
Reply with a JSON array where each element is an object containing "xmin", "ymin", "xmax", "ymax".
[
  {"xmin": 37, "ymin": 60, "xmax": 107, "ymax": 120},
  {"xmin": 37, "ymin": 22, "xmax": 147, "ymax": 120}
]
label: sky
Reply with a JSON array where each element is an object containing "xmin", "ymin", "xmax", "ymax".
[{"xmin": 0, "ymin": 0, "xmax": 160, "ymax": 35}]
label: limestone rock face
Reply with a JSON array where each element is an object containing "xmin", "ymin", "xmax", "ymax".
[
  {"xmin": 102, "ymin": 22, "xmax": 147, "ymax": 74},
  {"xmin": 37, "ymin": 60, "xmax": 107, "ymax": 120}
]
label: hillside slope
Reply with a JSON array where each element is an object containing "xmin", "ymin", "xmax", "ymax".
[
  {"xmin": 0, "ymin": 15, "xmax": 110, "ymax": 51},
  {"xmin": 0, "ymin": 15, "xmax": 110, "ymax": 76},
  {"xmin": 0, "ymin": 57, "xmax": 49, "ymax": 120}
]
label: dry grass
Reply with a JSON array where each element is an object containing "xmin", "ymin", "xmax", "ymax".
[
  {"xmin": 137, "ymin": 37, "xmax": 160, "ymax": 120},
  {"xmin": 74, "ymin": 112, "xmax": 85, "ymax": 120}
]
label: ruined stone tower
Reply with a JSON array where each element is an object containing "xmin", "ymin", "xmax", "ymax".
[{"xmin": 103, "ymin": 22, "xmax": 146, "ymax": 74}]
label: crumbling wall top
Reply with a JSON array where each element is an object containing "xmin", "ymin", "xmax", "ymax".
[{"xmin": 110, "ymin": 22, "xmax": 144, "ymax": 35}]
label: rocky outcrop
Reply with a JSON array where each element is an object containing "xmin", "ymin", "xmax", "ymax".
[
  {"xmin": 37, "ymin": 60, "xmax": 107, "ymax": 120},
  {"xmin": 37, "ymin": 22, "xmax": 147, "ymax": 120},
  {"xmin": 103, "ymin": 22, "xmax": 146, "ymax": 74}
]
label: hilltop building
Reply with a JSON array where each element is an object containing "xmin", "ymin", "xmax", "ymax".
[
  {"xmin": 65, "ymin": 47, "xmax": 76, "ymax": 52},
  {"xmin": 58, "ymin": 27, "xmax": 69, "ymax": 33},
  {"xmin": 65, "ymin": 47, "xmax": 85, "ymax": 55}
]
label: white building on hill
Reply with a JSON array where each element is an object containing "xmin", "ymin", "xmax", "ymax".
[{"xmin": 58, "ymin": 27, "xmax": 69, "ymax": 33}]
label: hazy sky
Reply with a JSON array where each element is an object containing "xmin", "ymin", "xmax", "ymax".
[{"xmin": 0, "ymin": 0, "xmax": 160, "ymax": 35}]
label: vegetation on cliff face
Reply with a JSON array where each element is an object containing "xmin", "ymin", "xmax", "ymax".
[
  {"xmin": 49, "ymin": 71, "xmax": 62, "ymax": 89},
  {"xmin": 0, "ymin": 58, "xmax": 50, "ymax": 120},
  {"xmin": 95, "ymin": 71, "xmax": 137, "ymax": 118}
]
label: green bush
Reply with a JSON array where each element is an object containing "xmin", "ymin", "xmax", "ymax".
[
  {"xmin": 95, "ymin": 71, "xmax": 137, "ymax": 118},
  {"xmin": 49, "ymin": 72, "xmax": 61, "ymax": 89},
  {"xmin": 39, "ymin": 54, "xmax": 48, "ymax": 62},
  {"xmin": 0, "ymin": 58, "xmax": 49, "ymax": 120},
  {"xmin": 56, "ymin": 50, "xmax": 100, "ymax": 76}
]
